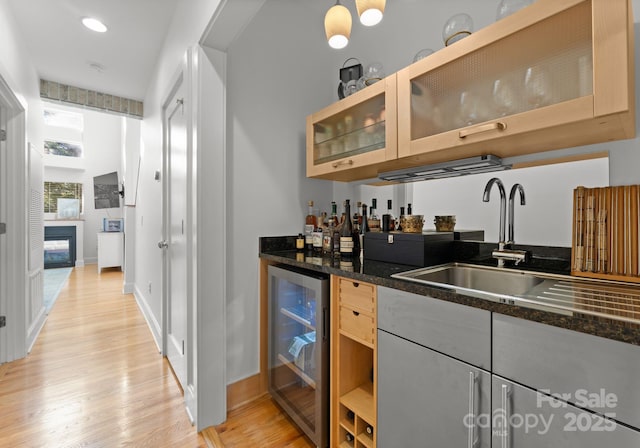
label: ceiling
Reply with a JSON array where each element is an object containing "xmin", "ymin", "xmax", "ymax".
[{"xmin": 7, "ymin": 0, "xmax": 180, "ymax": 101}]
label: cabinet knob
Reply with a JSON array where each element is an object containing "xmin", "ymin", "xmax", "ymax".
[{"xmin": 158, "ymin": 240, "xmax": 169, "ymax": 249}]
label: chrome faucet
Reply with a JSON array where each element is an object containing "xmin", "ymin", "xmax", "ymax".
[
  {"xmin": 483, "ymin": 178, "xmax": 530, "ymax": 267},
  {"xmin": 483, "ymin": 177, "xmax": 507, "ymax": 250},
  {"xmin": 508, "ymin": 183, "xmax": 525, "ymax": 245}
]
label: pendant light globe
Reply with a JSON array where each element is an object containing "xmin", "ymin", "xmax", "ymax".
[
  {"xmin": 355, "ymin": 0, "xmax": 385, "ymax": 26},
  {"xmin": 325, "ymin": 1, "xmax": 352, "ymax": 49}
]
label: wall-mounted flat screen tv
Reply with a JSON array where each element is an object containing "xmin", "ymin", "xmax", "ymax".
[{"xmin": 93, "ymin": 171, "xmax": 120, "ymax": 209}]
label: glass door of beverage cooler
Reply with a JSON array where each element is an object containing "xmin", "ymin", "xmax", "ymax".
[{"xmin": 268, "ymin": 264, "xmax": 329, "ymax": 448}]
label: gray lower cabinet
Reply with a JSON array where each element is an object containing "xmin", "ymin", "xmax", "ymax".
[
  {"xmin": 492, "ymin": 375, "xmax": 640, "ymax": 447},
  {"xmin": 378, "ymin": 329, "xmax": 491, "ymax": 447}
]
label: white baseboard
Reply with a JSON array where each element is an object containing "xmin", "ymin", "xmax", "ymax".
[
  {"xmin": 26, "ymin": 307, "xmax": 47, "ymax": 353},
  {"xmin": 122, "ymin": 282, "xmax": 135, "ymax": 294},
  {"xmin": 133, "ymin": 285, "xmax": 162, "ymax": 353},
  {"xmin": 75, "ymin": 259, "xmax": 85, "ymax": 267}
]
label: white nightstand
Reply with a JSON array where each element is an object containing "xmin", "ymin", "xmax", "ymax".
[{"xmin": 97, "ymin": 232, "xmax": 123, "ymax": 273}]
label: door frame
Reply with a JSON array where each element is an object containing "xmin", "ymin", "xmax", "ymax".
[
  {"xmin": 0, "ymin": 73, "xmax": 27, "ymax": 364},
  {"xmin": 160, "ymin": 46, "xmax": 227, "ymax": 430}
]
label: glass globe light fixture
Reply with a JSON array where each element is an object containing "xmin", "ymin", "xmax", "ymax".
[
  {"xmin": 413, "ymin": 48, "xmax": 434, "ymax": 63},
  {"xmin": 442, "ymin": 13, "xmax": 474, "ymax": 46},
  {"xmin": 325, "ymin": 0, "xmax": 352, "ymax": 49},
  {"xmin": 364, "ymin": 62, "xmax": 385, "ymax": 85},
  {"xmin": 496, "ymin": 0, "xmax": 533, "ymax": 21}
]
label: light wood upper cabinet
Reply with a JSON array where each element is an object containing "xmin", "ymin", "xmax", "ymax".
[
  {"xmin": 396, "ymin": 0, "xmax": 635, "ymax": 165},
  {"xmin": 306, "ymin": 0, "xmax": 634, "ymax": 182},
  {"xmin": 306, "ymin": 75, "xmax": 397, "ymax": 181}
]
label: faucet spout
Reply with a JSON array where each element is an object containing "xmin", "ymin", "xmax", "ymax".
[
  {"xmin": 508, "ymin": 183, "xmax": 526, "ymax": 244},
  {"xmin": 483, "ymin": 177, "xmax": 506, "ymax": 247}
]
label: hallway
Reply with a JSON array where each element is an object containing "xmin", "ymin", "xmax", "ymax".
[{"xmin": 0, "ymin": 266, "xmax": 207, "ymax": 447}]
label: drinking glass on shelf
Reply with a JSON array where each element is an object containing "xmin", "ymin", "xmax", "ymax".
[
  {"xmin": 492, "ymin": 77, "xmax": 517, "ymax": 117},
  {"xmin": 458, "ymin": 91, "xmax": 481, "ymax": 127},
  {"xmin": 524, "ymin": 65, "xmax": 552, "ymax": 109}
]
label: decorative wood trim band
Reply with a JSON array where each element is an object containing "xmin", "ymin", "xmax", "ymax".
[{"xmin": 39, "ymin": 79, "xmax": 143, "ymax": 118}]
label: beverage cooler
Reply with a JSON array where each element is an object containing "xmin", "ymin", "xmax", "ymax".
[{"xmin": 268, "ymin": 264, "xmax": 329, "ymax": 448}]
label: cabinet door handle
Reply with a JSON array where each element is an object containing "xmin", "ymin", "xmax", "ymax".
[
  {"xmin": 459, "ymin": 121, "xmax": 507, "ymax": 139},
  {"xmin": 468, "ymin": 372, "xmax": 477, "ymax": 448},
  {"xmin": 332, "ymin": 159, "xmax": 354, "ymax": 168},
  {"xmin": 352, "ymin": 310, "xmax": 360, "ymax": 316},
  {"xmin": 501, "ymin": 383, "xmax": 511, "ymax": 448}
]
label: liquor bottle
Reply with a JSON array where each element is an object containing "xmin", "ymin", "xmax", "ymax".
[
  {"xmin": 329, "ymin": 201, "xmax": 339, "ymax": 227},
  {"xmin": 323, "ymin": 219, "xmax": 334, "ymax": 255},
  {"xmin": 296, "ymin": 233, "xmax": 305, "ymax": 251},
  {"xmin": 398, "ymin": 206, "xmax": 405, "ymax": 232},
  {"xmin": 305, "ymin": 201, "xmax": 317, "ymax": 251},
  {"xmin": 386, "ymin": 199, "xmax": 396, "ymax": 231},
  {"xmin": 368, "ymin": 198, "xmax": 381, "ymax": 232},
  {"xmin": 339, "ymin": 200, "xmax": 354, "ymax": 258},
  {"xmin": 312, "ymin": 220, "xmax": 323, "ymax": 254},
  {"xmin": 407, "ymin": 202, "xmax": 413, "ymax": 215}
]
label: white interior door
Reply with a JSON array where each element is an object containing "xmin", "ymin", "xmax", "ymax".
[{"xmin": 166, "ymin": 80, "xmax": 188, "ymax": 390}]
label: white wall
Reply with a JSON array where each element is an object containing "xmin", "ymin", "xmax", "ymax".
[
  {"xmin": 412, "ymin": 158, "xmax": 609, "ymax": 246},
  {"xmin": 134, "ymin": 0, "xmax": 223, "ymax": 341},
  {"xmin": 43, "ymin": 104, "xmax": 124, "ymax": 263},
  {"xmin": 0, "ymin": 0, "xmax": 43, "ymax": 150}
]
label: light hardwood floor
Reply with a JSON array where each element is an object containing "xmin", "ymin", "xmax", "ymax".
[
  {"xmin": 211, "ymin": 395, "xmax": 314, "ymax": 448},
  {"xmin": 0, "ymin": 265, "xmax": 207, "ymax": 447}
]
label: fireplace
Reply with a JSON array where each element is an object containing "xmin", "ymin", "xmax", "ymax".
[{"xmin": 44, "ymin": 226, "xmax": 76, "ymax": 269}]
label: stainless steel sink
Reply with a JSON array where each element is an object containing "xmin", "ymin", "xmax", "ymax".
[
  {"xmin": 392, "ymin": 262, "xmax": 640, "ymax": 324},
  {"xmin": 392, "ymin": 262, "xmax": 546, "ymax": 298}
]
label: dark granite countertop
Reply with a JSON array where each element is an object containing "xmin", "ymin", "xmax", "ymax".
[{"xmin": 260, "ymin": 236, "xmax": 640, "ymax": 346}]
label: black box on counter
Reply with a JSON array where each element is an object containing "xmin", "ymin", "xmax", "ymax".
[{"xmin": 363, "ymin": 231, "xmax": 454, "ymax": 267}]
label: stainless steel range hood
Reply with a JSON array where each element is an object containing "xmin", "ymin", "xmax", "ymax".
[{"xmin": 378, "ymin": 155, "xmax": 511, "ymax": 182}]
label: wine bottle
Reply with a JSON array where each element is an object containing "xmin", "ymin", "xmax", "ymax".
[
  {"xmin": 361, "ymin": 204, "xmax": 369, "ymax": 233},
  {"xmin": 352, "ymin": 212, "xmax": 360, "ymax": 253},
  {"xmin": 305, "ymin": 201, "xmax": 317, "ymax": 251},
  {"xmin": 346, "ymin": 410, "xmax": 355, "ymax": 422},
  {"xmin": 366, "ymin": 425, "xmax": 374, "ymax": 436},
  {"xmin": 339, "ymin": 200, "xmax": 354, "ymax": 258},
  {"xmin": 345, "ymin": 432, "xmax": 354, "ymax": 443},
  {"xmin": 407, "ymin": 202, "xmax": 413, "ymax": 215}
]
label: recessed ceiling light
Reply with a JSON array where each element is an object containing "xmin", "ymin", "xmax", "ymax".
[{"xmin": 82, "ymin": 17, "xmax": 108, "ymax": 33}]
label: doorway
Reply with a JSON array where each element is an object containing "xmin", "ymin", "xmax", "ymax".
[
  {"xmin": 0, "ymin": 74, "xmax": 28, "ymax": 364},
  {"xmin": 163, "ymin": 68, "xmax": 189, "ymax": 392}
]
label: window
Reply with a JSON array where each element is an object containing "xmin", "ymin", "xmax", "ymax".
[
  {"xmin": 44, "ymin": 182, "xmax": 83, "ymax": 214},
  {"xmin": 44, "ymin": 140, "xmax": 83, "ymax": 157},
  {"xmin": 43, "ymin": 108, "xmax": 83, "ymax": 131}
]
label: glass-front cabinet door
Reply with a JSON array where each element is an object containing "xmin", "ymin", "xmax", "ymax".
[
  {"xmin": 306, "ymin": 75, "xmax": 397, "ymax": 181},
  {"xmin": 397, "ymin": 0, "xmax": 634, "ymax": 163}
]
